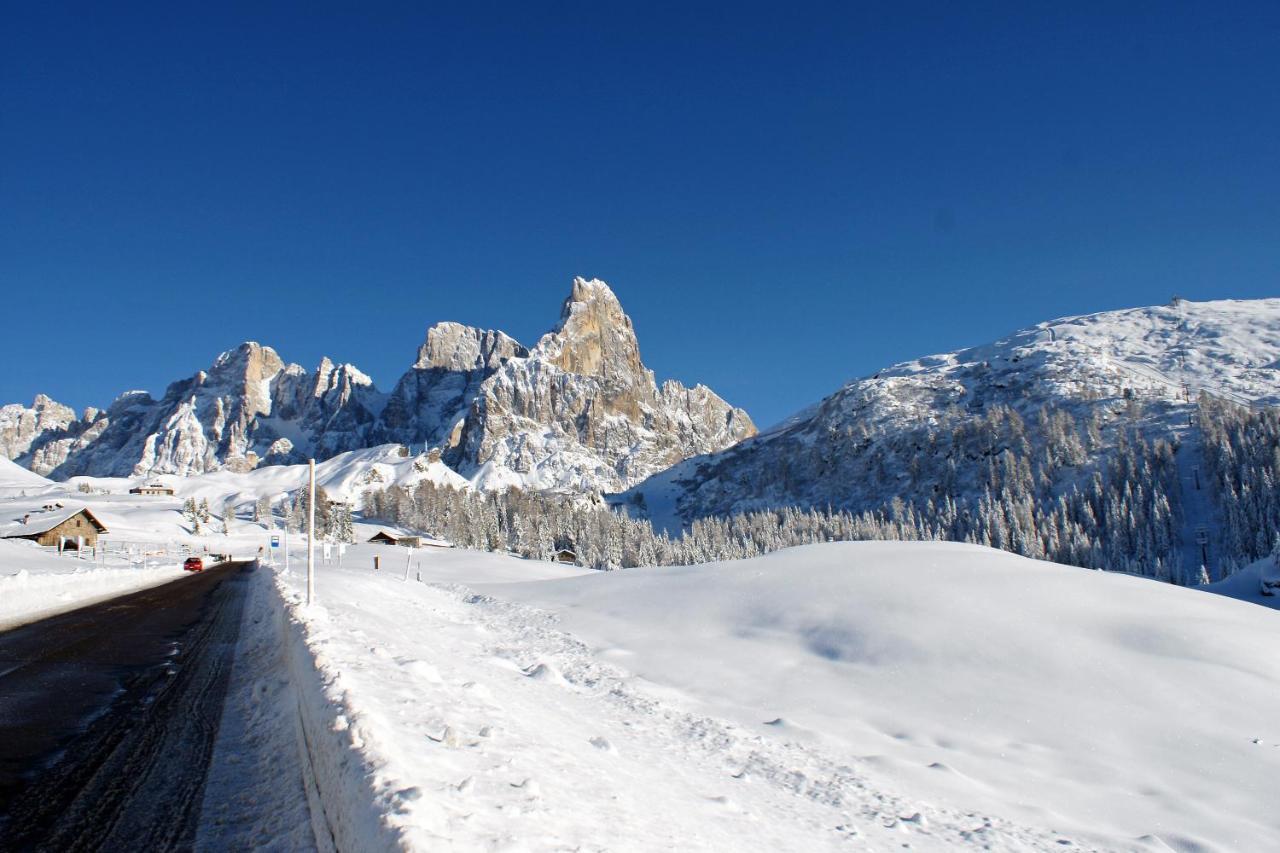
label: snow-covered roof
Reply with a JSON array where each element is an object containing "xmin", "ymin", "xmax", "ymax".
[
  {"xmin": 0, "ymin": 505, "xmax": 108, "ymax": 538},
  {"xmin": 367, "ymin": 529, "xmax": 453, "ymax": 547}
]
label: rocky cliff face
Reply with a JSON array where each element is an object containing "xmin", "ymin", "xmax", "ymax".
[
  {"xmin": 375, "ymin": 322, "xmax": 528, "ymax": 451},
  {"xmin": 0, "ymin": 395, "xmax": 106, "ymax": 477},
  {"xmin": 6, "ymin": 344, "xmax": 387, "ymax": 478},
  {"xmin": 1, "ymin": 277, "xmax": 754, "ymax": 488},
  {"xmin": 445, "ymin": 278, "xmax": 756, "ymax": 491}
]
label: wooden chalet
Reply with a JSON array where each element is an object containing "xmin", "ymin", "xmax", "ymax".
[
  {"xmin": 367, "ymin": 530, "xmax": 422, "ymax": 548},
  {"xmin": 1, "ymin": 506, "xmax": 108, "ymax": 549},
  {"xmin": 367, "ymin": 530, "xmax": 455, "ymax": 549}
]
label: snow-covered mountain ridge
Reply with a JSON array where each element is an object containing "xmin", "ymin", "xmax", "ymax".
[
  {"xmin": 622, "ymin": 297, "xmax": 1280, "ymax": 579},
  {"xmin": 0, "ymin": 279, "xmax": 754, "ymax": 492}
]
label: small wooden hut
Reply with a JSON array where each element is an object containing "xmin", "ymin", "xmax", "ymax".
[{"xmin": 1, "ymin": 506, "xmax": 108, "ymax": 549}]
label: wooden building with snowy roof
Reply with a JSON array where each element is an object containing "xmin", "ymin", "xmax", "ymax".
[{"xmin": 0, "ymin": 506, "xmax": 108, "ymax": 549}]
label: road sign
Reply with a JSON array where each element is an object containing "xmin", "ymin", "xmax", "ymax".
[{"xmin": 271, "ymin": 535, "xmax": 280, "ymax": 548}]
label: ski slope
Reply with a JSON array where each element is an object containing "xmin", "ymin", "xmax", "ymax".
[{"xmin": 273, "ymin": 540, "xmax": 1280, "ymax": 851}]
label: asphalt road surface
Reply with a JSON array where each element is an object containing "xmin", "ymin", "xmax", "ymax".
[{"xmin": 0, "ymin": 560, "xmax": 253, "ymax": 851}]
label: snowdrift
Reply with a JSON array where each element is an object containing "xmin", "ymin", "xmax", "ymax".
[{"xmin": 484, "ymin": 541, "xmax": 1280, "ymax": 850}]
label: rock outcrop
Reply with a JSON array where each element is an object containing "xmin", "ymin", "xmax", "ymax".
[
  {"xmin": 9, "ymin": 343, "xmax": 387, "ymax": 478},
  {"xmin": 375, "ymin": 322, "xmax": 528, "ymax": 450},
  {"xmin": 0, "ymin": 395, "xmax": 106, "ymax": 477}
]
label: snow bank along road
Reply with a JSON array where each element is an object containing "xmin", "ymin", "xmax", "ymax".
[{"xmin": 0, "ymin": 561, "xmax": 258, "ymax": 850}]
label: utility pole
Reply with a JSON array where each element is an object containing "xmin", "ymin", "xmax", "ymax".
[{"xmin": 307, "ymin": 458, "xmax": 316, "ymax": 605}]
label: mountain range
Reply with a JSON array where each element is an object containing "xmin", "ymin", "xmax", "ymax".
[
  {"xmin": 6, "ymin": 289, "xmax": 1279, "ymax": 579},
  {"xmin": 0, "ymin": 279, "xmax": 755, "ymax": 491}
]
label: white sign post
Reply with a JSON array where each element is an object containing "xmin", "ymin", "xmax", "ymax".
[
  {"xmin": 306, "ymin": 459, "xmax": 316, "ymax": 605},
  {"xmin": 403, "ymin": 547, "xmax": 414, "ymax": 581}
]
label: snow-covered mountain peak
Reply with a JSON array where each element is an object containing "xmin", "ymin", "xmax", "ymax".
[
  {"xmin": 880, "ymin": 296, "xmax": 1280, "ymax": 411},
  {"xmin": 414, "ymin": 322, "xmax": 528, "ymax": 372},
  {"xmin": 110, "ymin": 390, "xmax": 154, "ymax": 411},
  {"xmin": 622, "ymin": 295, "xmax": 1280, "ymax": 545},
  {"xmin": 446, "ymin": 278, "xmax": 755, "ymax": 492},
  {"xmin": 2, "ymin": 276, "xmax": 752, "ymax": 487},
  {"xmin": 210, "ymin": 341, "xmax": 286, "ymax": 376}
]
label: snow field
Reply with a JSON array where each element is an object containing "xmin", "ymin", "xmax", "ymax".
[
  {"xmin": 486, "ymin": 542, "xmax": 1280, "ymax": 851},
  {"xmin": 270, "ymin": 543, "xmax": 1127, "ymax": 851}
]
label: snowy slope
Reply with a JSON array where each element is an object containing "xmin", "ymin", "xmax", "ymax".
[
  {"xmin": 273, "ymin": 540, "xmax": 1280, "ymax": 851},
  {"xmin": 60, "ymin": 444, "xmax": 468, "ymax": 512},
  {"xmin": 0, "ymin": 456, "xmax": 56, "ymax": 493},
  {"xmin": 622, "ymin": 298, "xmax": 1280, "ymax": 564},
  {"xmin": 1200, "ymin": 555, "xmax": 1280, "ymax": 611}
]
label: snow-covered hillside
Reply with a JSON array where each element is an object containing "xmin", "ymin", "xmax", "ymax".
[
  {"xmin": 622, "ymin": 298, "xmax": 1280, "ymax": 580},
  {"xmin": 0, "ymin": 456, "xmax": 56, "ymax": 495},
  {"xmin": 271, "ymin": 540, "xmax": 1280, "ymax": 851},
  {"xmin": 50, "ymin": 444, "xmax": 464, "ymax": 518}
]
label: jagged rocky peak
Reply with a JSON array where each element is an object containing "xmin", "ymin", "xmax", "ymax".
[
  {"xmin": 209, "ymin": 342, "xmax": 290, "ymax": 407},
  {"xmin": 0, "ymin": 275, "xmax": 755, "ymax": 488},
  {"xmin": 536, "ymin": 277, "xmax": 645, "ymax": 381},
  {"xmin": 446, "ymin": 276, "xmax": 757, "ymax": 492},
  {"xmin": 417, "ymin": 322, "xmax": 528, "ymax": 372},
  {"xmin": 212, "ymin": 341, "xmax": 287, "ymax": 378},
  {"xmin": 312, "ymin": 357, "xmax": 375, "ymax": 396}
]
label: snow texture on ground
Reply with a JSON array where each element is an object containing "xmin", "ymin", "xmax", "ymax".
[{"xmin": 271, "ymin": 540, "xmax": 1280, "ymax": 851}]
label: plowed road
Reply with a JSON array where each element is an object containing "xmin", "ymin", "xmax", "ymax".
[{"xmin": 0, "ymin": 561, "xmax": 252, "ymax": 851}]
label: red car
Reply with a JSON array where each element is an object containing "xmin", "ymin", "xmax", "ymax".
[{"xmin": 183, "ymin": 556, "xmax": 205, "ymax": 572}]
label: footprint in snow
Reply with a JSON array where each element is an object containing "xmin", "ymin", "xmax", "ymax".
[
  {"xmin": 523, "ymin": 662, "xmax": 568, "ymax": 686},
  {"xmin": 393, "ymin": 786, "xmax": 423, "ymax": 803},
  {"xmin": 426, "ymin": 726, "xmax": 461, "ymax": 747},
  {"xmin": 588, "ymin": 736, "xmax": 617, "ymax": 754},
  {"xmin": 510, "ymin": 778, "xmax": 542, "ymax": 797},
  {"xmin": 403, "ymin": 660, "xmax": 443, "ymax": 684}
]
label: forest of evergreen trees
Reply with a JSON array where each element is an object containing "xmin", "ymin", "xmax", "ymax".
[
  {"xmin": 362, "ymin": 396, "xmax": 1276, "ymax": 583},
  {"xmin": 1199, "ymin": 394, "xmax": 1280, "ymax": 574}
]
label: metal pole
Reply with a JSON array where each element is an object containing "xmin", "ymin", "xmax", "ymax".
[
  {"xmin": 307, "ymin": 459, "xmax": 316, "ymax": 605},
  {"xmin": 283, "ymin": 502, "xmax": 289, "ymax": 573}
]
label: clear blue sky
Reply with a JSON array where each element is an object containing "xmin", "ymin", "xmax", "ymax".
[{"xmin": 3, "ymin": 2, "xmax": 1277, "ymax": 427}]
